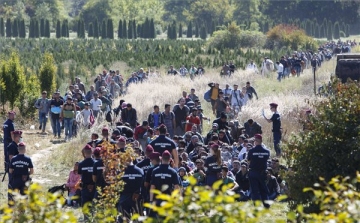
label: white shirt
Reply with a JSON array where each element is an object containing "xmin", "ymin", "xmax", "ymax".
[
  {"xmin": 223, "ymin": 88, "xmax": 232, "ymax": 97},
  {"xmin": 80, "ymin": 109, "xmax": 91, "ymax": 125},
  {"xmin": 238, "ymin": 146, "xmax": 247, "ymax": 161},
  {"xmin": 90, "ymin": 98, "xmax": 102, "ymax": 111},
  {"xmin": 277, "ymin": 63, "xmax": 284, "ymax": 73},
  {"xmin": 231, "ymin": 89, "xmax": 241, "ymax": 106},
  {"xmin": 246, "ymin": 63, "xmax": 258, "ymax": 72}
]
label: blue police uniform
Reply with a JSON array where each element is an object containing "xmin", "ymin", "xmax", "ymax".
[
  {"xmin": 247, "ymin": 144, "xmax": 270, "ymax": 208},
  {"xmin": 92, "ymin": 158, "xmax": 106, "ymax": 199},
  {"xmin": 151, "ymin": 164, "xmax": 180, "ymax": 195},
  {"xmin": 136, "ymin": 158, "xmax": 152, "ymax": 201},
  {"xmin": 7, "ymin": 142, "xmax": 19, "ymax": 159},
  {"xmin": 270, "ymin": 113, "xmax": 281, "ymax": 156},
  {"xmin": 78, "ymin": 157, "xmax": 95, "ymax": 207},
  {"xmin": 9, "ymin": 154, "xmax": 33, "ymax": 195},
  {"xmin": 118, "ymin": 165, "xmax": 144, "ymax": 219},
  {"xmin": 204, "ymin": 155, "xmax": 221, "ymax": 187},
  {"xmin": 149, "ymin": 164, "xmax": 180, "ymax": 218},
  {"xmin": 3, "ymin": 119, "xmax": 14, "ymax": 171},
  {"xmin": 150, "ymin": 135, "xmax": 176, "ymax": 155}
]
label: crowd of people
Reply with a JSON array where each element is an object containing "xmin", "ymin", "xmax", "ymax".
[{"xmin": 2, "ymin": 40, "xmax": 352, "ymax": 221}]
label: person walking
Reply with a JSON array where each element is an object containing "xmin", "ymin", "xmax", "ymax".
[
  {"xmin": 247, "ymin": 134, "xmax": 270, "ymax": 208},
  {"xmin": 9, "ymin": 142, "xmax": 34, "ymax": 200},
  {"xmin": 149, "ymin": 151, "xmax": 181, "ymax": 218},
  {"xmin": 162, "ymin": 104, "xmax": 176, "ymax": 138},
  {"xmin": 34, "ymin": 91, "xmax": 50, "ymax": 134},
  {"xmin": 50, "ymin": 91, "xmax": 64, "ymax": 139},
  {"xmin": 78, "ymin": 146, "xmax": 95, "ymax": 220},
  {"xmin": 3, "ymin": 111, "xmax": 15, "ymax": 174},
  {"xmin": 263, "ymin": 103, "xmax": 282, "ymax": 156},
  {"xmin": 61, "ymin": 96, "xmax": 76, "ymax": 141}
]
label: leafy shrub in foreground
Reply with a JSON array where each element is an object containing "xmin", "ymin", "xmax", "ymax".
[{"xmin": 284, "ymin": 80, "xmax": 360, "ymax": 212}]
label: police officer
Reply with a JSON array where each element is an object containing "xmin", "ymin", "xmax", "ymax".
[
  {"xmin": 263, "ymin": 103, "xmax": 282, "ymax": 156},
  {"xmin": 78, "ymin": 146, "xmax": 95, "ymax": 219},
  {"xmin": 7, "ymin": 131, "xmax": 22, "ymax": 162},
  {"xmin": 3, "ymin": 111, "xmax": 15, "ymax": 173},
  {"xmin": 118, "ymin": 155, "xmax": 144, "ymax": 222},
  {"xmin": 247, "ymin": 134, "xmax": 270, "ymax": 208},
  {"xmin": 149, "ymin": 151, "xmax": 181, "ymax": 217},
  {"xmin": 92, "ymin": 147, "xmax": 106, "ymax": 199},
  {"xmin": 136, "ymin": 145, "xmax": 153, "ymax": 173},
  {"xmin": 144, "ymin": 152, "xmax": 160, "ymax": 215},
  {"xmin": 150, "ymin": 124, "xmax": 179, "ymax": 168},
  {"xmin": 9, "ymin": 142, "xmax": 33, "ymax": 199}
]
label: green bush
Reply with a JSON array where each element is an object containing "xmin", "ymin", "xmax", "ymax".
[
  {"xmin": 207, "ymin": 22, "xmax": 265, "ymax": 49},
  {"xmin": 284, "ymin": 80, "xmax": 360, "ymax": 212},
  {"xmin": 265, "ymin": 24, "xmax": 318, "ymax": 50}
]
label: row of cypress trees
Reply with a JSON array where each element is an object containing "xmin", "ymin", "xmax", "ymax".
[
  {"xmin": 87, "ymin": 18, "xmax": 156, "ymax": 39},
  {"xmin": 0, "ymin": 18, "xmax": 51, "ymax": 38}
]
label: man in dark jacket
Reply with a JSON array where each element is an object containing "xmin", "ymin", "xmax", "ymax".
[
  {"xmin": 147, "ymin": 105, "xmax": 164, "ymax": 129},
  {"xmin": 244, "ymin": 119, "xmax": 262, "ymax": 138},
  {"xmin": 121, "ymin": 103, "xmax": 138, "ymax": 129}
]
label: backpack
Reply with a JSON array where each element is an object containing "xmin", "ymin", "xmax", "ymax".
[
  {"xmin": 106, "ymin": 111, "xmax": 112, "ymax": 123},
  {"xmin": 204, "ymin": 89, "xmax": 211, "ymax": 102}
]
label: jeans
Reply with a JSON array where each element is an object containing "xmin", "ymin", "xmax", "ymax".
[
  {"xmin": 273, "ymin": 131, "xmax": 282, "ymax": 156},
  {"xmin": 249, "ymin": 170, "xmax": 270, "ymax": 208},
  {"xmin": 93, "ymin": 110, "xmax": 99, "ymax": 118},
  {"xmin": 39, "ymin": 112, "xmax": 48, "ymax": 132},
  {"xmin": 174, "ymin": 125, "xmax": 185, "ymax": 136},
  {"xmin": 64, "ymin": 118, "xmax": 73, "ymax": 138},
  {"xmin": 51, "ymin": 115, "xmax": 61, "ymax": 137},
  {"xmin": 277, "ymin": 72, "xmax": 283, "ymax": 82},
  {"xmin": 283, "ymin": 67, "xmax": 290, "ymax": 77},
  {"xmin": 294, "ymin": 66, "xmax": 301, "ymax": 76}
]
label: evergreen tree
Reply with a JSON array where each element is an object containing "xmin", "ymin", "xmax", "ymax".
[
  {"xmin": 77, "ymin": 20, "xmax": 81, "ymax": 38},
  {"xmin": 101, "ymin": 19, "xmax": 107, "ymax": 39},
  {"xmin": 5, "ymin": 18, "xmax": 11, "ymax": 38},
  {"xmin": 65, "ymin": 20, "xmax": 69, "ymax": 37},
  {"xmin": 137, "ymin": 24, "xmax": 141, "ymax": 38},
  {"xmin": 94, "ymin": 18, "xmax": 99, "ymax": 38},
  {"xmin": 122, "ymin": 19, "xmax": 127, "ymax": 39},
  {"xmin": 118, "ymin": 19, "xmax": 122, "ymax": 39},
  {"xmin": 178, "ymin": 23, "xmax": 182, "ymax": 38},
  {"xmin": 34, "ymin": 19, "xmax": 39, "ymax": 38},
  {"xmin": 80, "ymin": 19, "xmax": 85, "ymax": 38},
  {"xmin": 40, "ymin": 19, "xmax": 45, "ymax": 37},
  {"xmin": 0, "ymin": 18, "xmax": 4, "ymax": 37},
  {"xmin": 56, "ymin": 20, "xmax": 61, "ymax": 38},
  {"xmin": 107, "ymin": 19, "xmax": 114, "ymax": 39},
  {"xmin": 88, "ymin": 22, "xmax": 94, "ymax": 37},
  {"xmin": 186, "ymin": 21, "xmax": 192, "ymax": 38},
  {"xmin": 12, "ymin": 19, "xmax": 18, "ymax": 37},
  {"xmin": 150, "ymin": 18, "xmax": 155, "ymax": 39},
  {"xmin": 44, "ymin": 20, "xmax": 50, "ymax": 38},
  {"xmin": 143, "ymin": 18, "xmax": 149, "ymax": 38},
  {"xmin": 29, "ymin": 19, "xmax": 34, "ymax": 38},
  {"xmin": 334, "ymin": 22, "xmax": 340, "ymax": 39},
  {"xmin": 172, "ymin": 22, "xmax": 177, "ymax": 40},
  {"xmin": 132, "ymin": 20, "xmax": 137, "ymax": 39},
  {"xmin": 195, "ymin": 23, "xmax": 199, "ymax": 38},
  {"xmin": 211, "ymin": 20, "xmax": 216, "ymax": 35},
  {"xmin": 167, "ymin": 24, "xmax": 171, "ymax": 39},
  {"xmin": 1, "ymin": 52, "xmax": 26, "ymax": 109},
  {"xmin": 128, "ymin": 20, "xmax": 132, "ymax": 39},
  {"xmin": 39, "ymin": 53, "xmax": 57, "ymax": 96},
  {"xmin": 200, "ymin": 25, "xmax": 207, "ymax": 40},
  {"xmin": 62, "ymin": 20, "xmax": 67, "ymax": 38},
  {"xmin": 19, "ymin": 20, "xmax": 26, "ymax": 38}
]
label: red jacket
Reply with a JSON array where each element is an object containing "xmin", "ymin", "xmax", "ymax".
[{"xmin": 134, "ymin": 126, "xmax": 148, "ymax": 140}]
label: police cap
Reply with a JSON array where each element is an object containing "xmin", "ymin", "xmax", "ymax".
[
  {"xmin": 149, "ymin": 152, "xmax": 160, "ymax": 160},
  {"xmin": 269, "ymin": 103, "xmax": 278, "ymax": 108},
  {"xmin": 146, "ymin": 145, "xmax": 154, "ymax": 153},
  {"xmin": 12, "ymin": 130, "xmax": 22, "ymax": 136},
  {"xmin": 162, "ymin": 150, "xmax": 171, "ymax": 159}
]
